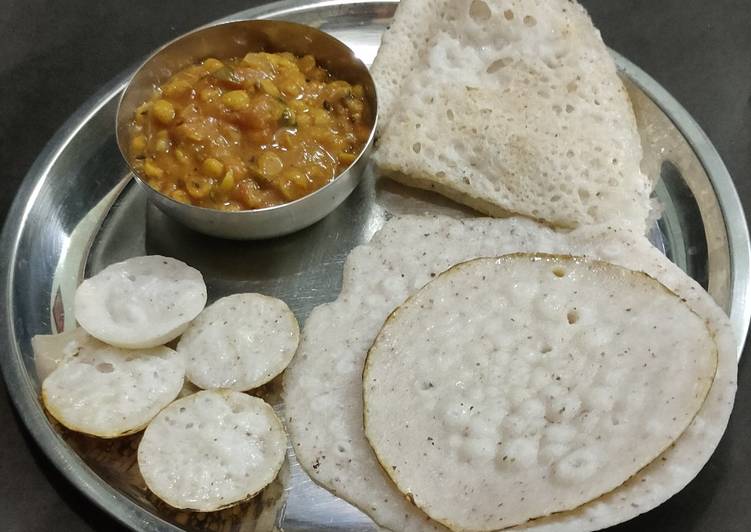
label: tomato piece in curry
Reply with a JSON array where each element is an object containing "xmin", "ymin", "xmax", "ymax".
[{"xmin": 128, "ymin": 52, "xmax": 373, "ymax": 210}]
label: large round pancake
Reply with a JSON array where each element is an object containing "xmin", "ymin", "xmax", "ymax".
[
  {"xmin": 282, "ymin": 215, "xmax": 737, "ymax": 532},
  {"xmin": 42, "ymin": 334, "xmax": 185, "ymax": 438},
  {"xmin": 180, "ymin": 293, "xmax": 299, "ymax": 391},
  {"xmin": 74, "ymin": 255, "xmax": 207, "ymax": 349},
  {"xmin": 138, "ymin": 390, "xmax": 287, "ymax": 512},
  {"xmin": 372, "ymin": 0, "xmax": 651, "ymax": 231},
  {"xmin": 363, "ymin": 254, "xmax": 717, "ymax": 531}
]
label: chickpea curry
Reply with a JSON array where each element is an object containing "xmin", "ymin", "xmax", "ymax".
[{"xmin": 128, "ymin": 52, "xmax": 373, "ymax": 210}]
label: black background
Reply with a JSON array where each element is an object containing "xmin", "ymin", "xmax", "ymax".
[{"xmin": 1, "ymin": 1, "xmax": 749, "ymax": 530}]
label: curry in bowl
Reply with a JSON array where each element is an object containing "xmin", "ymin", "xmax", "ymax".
[{"xmin": 127, "ymin": 52, "xmax": 373, "ymax": 211}]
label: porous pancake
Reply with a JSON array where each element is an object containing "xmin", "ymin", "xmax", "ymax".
[
  {"xmin": 74, "ymin": 255, "xmax": 207, "ymax": 349},
  {"xmin": 363, "ymin": 254, "xmax": 716, "ymax": 531},
  {"xmin": 283, "ymin": 215, "xmax": 736, "ymax": 532},
  {"xmin": 42, "ymin": 334, "xmax": 185, "ymax": 438},
  {"xmin": 372, "ymin": 0, "xmax": 652, "ymax": 231},
  {"xmin": 138, "ymin": 390, "xmax": 287, "ymax": 512},
  {"xmin": 31, "ymin": 327, "xmax": 89, "ymax": 381},
  {"xmin": 179, "ymin": 293, "xmax": 299, "ymax": 391}
]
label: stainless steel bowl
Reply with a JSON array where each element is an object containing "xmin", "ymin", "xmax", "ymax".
[{"xmin": 115, "ymin": 19, "xmax": 377, "ymax": 240}]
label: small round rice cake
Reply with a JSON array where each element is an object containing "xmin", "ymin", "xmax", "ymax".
[
  {"xmin": 42, "ymin": 335, "xmax": 185, "ymax": 438},
  {"xmin": 74, "ymin": 255, "xmax": 207, "ymax": 349},
  {"xmin": 180, "ymin": 293, "xmax": 299, "ymax": 391},
  {"xmin": 138, "ymin": 390, "xmax": 287, "ymax": 512},
  {"xmin": 363, "ymin": 254, "xmax": 718, "ymax": 531},
  {"xmin": 31, "ymin": 327, "xmax": 89, "ymax": 381}
]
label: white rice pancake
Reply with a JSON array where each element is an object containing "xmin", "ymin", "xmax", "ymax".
[
  {"xmin": 179, "ymin": 293, "xmax": 299, "ymax": 391},
  {"xmin": 283, "ymin": 215, "xmax": 737, "ymax": 532},
  {"xmin": 74, "ymin": 255, "xmax": 207, "ymax": 349},
  {"xmin": 42, "ymin": 335, "xmax": 185, "ymax": 438},
  {"xmin": 31, "ymin": 327, "xmax": 89, "ymax": 381},
  {"xmin": 138, "ymin": 390, "xmax": 287, "ymax": 512},
  {"xmin": 372, "ymin": 0, "xmax": 652, "ymax": 231},
  {"xmin": 363, "ymin": 254, "xmax": 717, "ymax": 531}
]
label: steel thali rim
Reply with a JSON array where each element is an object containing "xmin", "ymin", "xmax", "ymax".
[{"xmin": 0, "ymin": 0, "xmax": 748, "ymax": 530}]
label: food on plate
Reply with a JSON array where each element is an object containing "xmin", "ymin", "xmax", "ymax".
[
  {"xmin": 74, "ymin": 255, "xmax": 207, "ymax": 349},
  {"xmin": 372, "ymin": 0, "xmax": 652, "ymax": 231},
  {"xmin": 283, "ymin": 215, "xmax": 736, "ymax": 532},
  {"xmin": 127, "ymin": 52, "xmax": 373, "ymax": 211},
  {"xmin": 179, "ymin": 293, "xmax": 300, "ymax": 391},
  {"xmin": 31, "ymin": 327, "xmax": 89, "ymax": 381},
  {"xmin": 25, "ymin": 2, "xmax": 740, "ymax": 529},
  {"xmin": 363, "ymin": 254, "xmax": 717, "ymax": 530},
  {"xmin": 42, "ymin": 334, "xmax": 185, "ymax": 438},
  {"xmin": 40, "ymin": 257, "xmax": 296, "ymax": 512},
  {"xmin": 137, "ymin": 390, "xmax": 287, "ymax": 511}
]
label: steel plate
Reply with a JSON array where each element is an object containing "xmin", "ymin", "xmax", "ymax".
[{"xmin": 1, "ymin": 1, "xmax": 749, "ymax": 531}]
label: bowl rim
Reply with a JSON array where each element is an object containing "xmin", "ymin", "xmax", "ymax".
[{"xmin": 114, "ymin": 17, "xmax": 379, "ymax": 217}]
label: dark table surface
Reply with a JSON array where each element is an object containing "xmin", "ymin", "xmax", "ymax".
[{"xmin": 1, "ymin": 0, "xmax": 750, "ymax": 531}]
